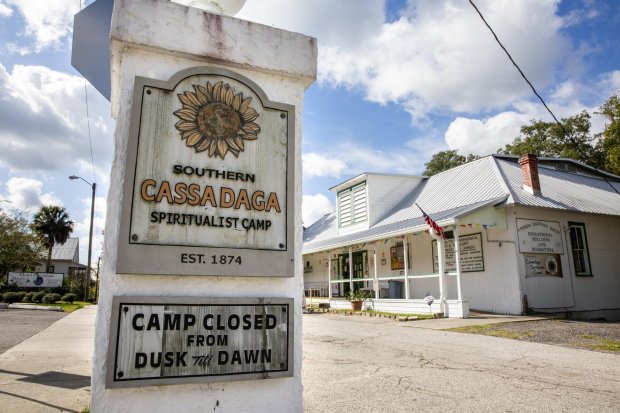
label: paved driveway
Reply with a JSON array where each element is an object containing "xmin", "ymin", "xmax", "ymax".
[
  {"xmin": 302, "ymin": 313, "xmax": 620, "ymax": 412},
  {"xmin": 0, "ymin": 309, "xmax": 66, "ymax": 355}
]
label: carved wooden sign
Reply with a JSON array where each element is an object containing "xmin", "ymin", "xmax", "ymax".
[
  {"xmin": 116, "ymin": 67, "xmax": 295, "ymax": 276},
  {"xmin": 106, "ymin": 296, "xmax": 293, "ymax": 388}
]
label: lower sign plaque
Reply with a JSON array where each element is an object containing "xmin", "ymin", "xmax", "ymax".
[{"xmin": 106, "ymin": 296, "xmax": 293, "ymax": 388}]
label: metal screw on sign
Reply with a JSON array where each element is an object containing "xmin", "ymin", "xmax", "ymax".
[
  {"xmin": 117, "ymin": 371, "xmax": 124, "ymax": 378},
  {"xmin": 424, "ymin": 292, "xmax": 435, "ymax": 315},
  {"xmin": 131, "ymin": 234, "xmax": 139, "ymax": 241}
]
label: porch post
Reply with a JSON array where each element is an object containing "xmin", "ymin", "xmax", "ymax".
[
  {"xmin": 327, "ymin": 252, "xmax": 332, "ymax": 300},
  {"xmin": 403, "ymin": 235, "xmax": 410, "ymax": 299},
  {"xmin": 438, "ymin": 237, "xmax": 447, "ymax": 314},
  {"xmin": 373, "ymin": 246, "xmax": 379, "ymax": 298},
  {"xmin": 348, "ymin": 247, "xmax": 353, "ymax": 293},
  {"xmin": 454, "ymin": 224, "xmax": 463, "ymax": 301}
]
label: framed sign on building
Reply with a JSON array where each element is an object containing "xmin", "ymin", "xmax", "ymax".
[
  {"xmin": 516, "ymin": 219, "xmax": 563, "ymax": 254},
  {"xmin": 116, "ymin": 67, "xmax": 295, "ymax": 277},
  {"xmin": 432, "ymin": 233, "xmax": 484, "ymax": 273}
]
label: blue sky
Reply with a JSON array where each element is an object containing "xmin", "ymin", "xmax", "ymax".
[{"xmin": 0, "ymin": 0, "xmax": 619, "ymax": 264}]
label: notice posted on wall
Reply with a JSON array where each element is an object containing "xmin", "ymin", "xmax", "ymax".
[
  {"xmin": 107, "ymin": 296, "xmax": 293, "ymax": 388},
  {"xmin": 432, "ymin": 233, "xmax": 484, "ymax": 273}
]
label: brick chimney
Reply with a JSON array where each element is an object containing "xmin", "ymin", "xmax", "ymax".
[{"xmin": 518, "ymin": 154, "xmax": 541, "ymax": 196}]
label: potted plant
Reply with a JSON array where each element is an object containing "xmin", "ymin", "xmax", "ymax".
[{"xmin": 347, "ymin": 289, "xmax": 370, "ymax": 311}]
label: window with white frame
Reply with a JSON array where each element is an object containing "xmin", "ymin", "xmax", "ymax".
[
  {"xmin": 568, "ymin": 222, "xmax": 592, "ymax": 276},
  {"xmin": 337, "ymin": 182, "xmax": 367, "ymax": 227}
]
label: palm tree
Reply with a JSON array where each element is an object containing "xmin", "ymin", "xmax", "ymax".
[{"xmin": 31, "ymin": 206, "xmax": 74, "ymax": 272}]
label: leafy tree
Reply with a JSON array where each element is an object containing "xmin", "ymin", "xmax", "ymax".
[
  {"xmin": 595, "ymin": 94, "xmax": 620, "ymax": 175},
  {"xmin": 0, "ymin": 210, "xmax": 44, "ymax": 277},
  {"xmin": 31, "ymin": 205, "xmax": 74, "ymax": 272},
  {"xmin": 498, "ymin": 111, "xmax": 603, "ymax": 167},
  {"xmin": 423, "ymin": 150, "xmax": 480, "ymax": 176}
]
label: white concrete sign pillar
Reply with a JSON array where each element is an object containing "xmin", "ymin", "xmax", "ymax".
[{"xmin": 90, "ymin": 0, "xmax": 316, "ymax": 411}]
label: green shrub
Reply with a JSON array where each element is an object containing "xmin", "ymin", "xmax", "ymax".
[
  {"xmin": 2, "ymin": 292, "xmax": 22, "ymax": 303},
  {"xmin": 33, "ymin": 291, "xmax": 47, "ymax": 303},
  {"xmin": 61, "ymin": 293, "xmax": 77, "ymax": 303},
  {"xmin": 42, "ymin": 293, "xmax": 61, "ymax": 304},
  {"xmin": 22, "ymin": 292, "xmax": 33, "ymax": 302},
  {"xmin": 15, "ymin": 291, "xmax": 27, "ymax": 302}
]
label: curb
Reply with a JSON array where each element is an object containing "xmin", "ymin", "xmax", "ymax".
[{"xmin": 8, "ymin": 303, "xmax": 64, "ymax": 312}]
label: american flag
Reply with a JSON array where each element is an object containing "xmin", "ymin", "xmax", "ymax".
[{"xmin": 415, "ymin": 203, "xmax": 446, "ymax": 239}]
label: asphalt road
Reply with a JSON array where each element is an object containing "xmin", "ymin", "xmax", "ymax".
[
  {"xmin": 302, "ymin": 313, "xmax": 620, "ymax": 413},
  {"xmin": 0, "ymin": 309, "xmax": 66, "ymax": 355}
]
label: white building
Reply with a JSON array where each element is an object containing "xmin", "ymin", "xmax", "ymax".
[
  {"xmin": 35, "ymin": 237, "xmax": 86, "ymax": 278},
  {"xmin": 302, "ymin": 154, "xmax": 620, "ymax": 320}
]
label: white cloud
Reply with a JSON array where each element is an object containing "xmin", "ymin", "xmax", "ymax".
[
  {"xmin": 303, "ymin": 153, "xmax": 346, "ymax": 178},
  {"xmin": 302, "ymin": 193, "xmax": 334, "ymax": 227},
  {"xmin": 0, "ymin": 0, "xmax": 79, "ymax": 53},
  {"xmin": 240, "ymin": 0, "xmax": 573, "ymax": 123},
  {"xmin": 0, "ymin": 3, "xmax": 12, "ymax": 17},
  {"xmin": 0, "ymin": 63, "xmax": 113, "ymax": 180},
  {"xmin": 304, "ymin": 140, "xmax": 435, "ymax": 178},
  {"xmin": 445, "ymin": 112, "xmax": 531, "ymax": 156},
  {"xmin": 3, "ymin": 177, "xmax": 62, "ymax": 212},
  {"xmin": 237, "ymin": 0, "xmax": 385, "ymax": 51},
  {"xmin": 443, "ymin": 71, "xmax": 620, "ymax": 155},
  {"xmin": 323, "ymin": 0, "xmax": 569, "ymax": 120}
]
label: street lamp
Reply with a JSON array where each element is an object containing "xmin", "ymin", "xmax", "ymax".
[{"xmin": 69, "ymin": 175, "xmax": 96, "ymax": 302}]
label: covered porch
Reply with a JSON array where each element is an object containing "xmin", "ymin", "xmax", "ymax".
[{"xmin": 303, "ymin": 199, "xmax": 509, "ymax": 318}]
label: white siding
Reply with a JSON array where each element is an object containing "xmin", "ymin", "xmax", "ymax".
[{"xmin": 512, "ymin": 206, "xmax": 620, "ymax": 315}]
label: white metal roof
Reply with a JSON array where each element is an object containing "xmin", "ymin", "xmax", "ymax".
[
  {"xmin": 303, "ymin": 155, "xmax": 620, "ymax": 254},
  {"xmin": 51, "ymin": 237, "xmax": 80, "ymax": 262},
  {"xmin": 495, "ymin": 158, "xmax": 620, "ymax": 215}
]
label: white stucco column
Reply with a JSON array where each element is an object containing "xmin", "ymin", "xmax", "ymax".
[
  {"xmin": 90, "ymin": 1, "xmax": 316, "ymax": 412},
  {"xmin": 403, "ymin": 235, "xmax": 410, "ymax": 299}
]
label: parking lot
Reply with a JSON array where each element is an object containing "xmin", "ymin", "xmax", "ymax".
[
  {"xmin": 0, "ymin": 309, "xmax": 66, "ymax": 355},
  {"xmin": 302, "ymin": 313, "xmax": 620, "ymax": 412}
]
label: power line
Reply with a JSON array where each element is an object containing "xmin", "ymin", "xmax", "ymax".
[
  {"xmin": 468, "ymin": 0, "xmax": 619, "ymax": 195},
  {"xmin": 468, "ymin": 0, "xmax": 567, "ymax": 135}
]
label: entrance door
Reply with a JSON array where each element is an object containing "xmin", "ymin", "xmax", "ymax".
[
  {"xmin": 337, "ymin": 254, "xmax": 351, "ymax": 296},
  {"xmin": 352, "ymin": 250, "xmax": 368, "ymax": 279}
]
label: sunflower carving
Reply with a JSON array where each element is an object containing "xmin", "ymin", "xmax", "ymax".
[{"xmin": 173, "ymin": 81, "xmax": 260, "ymax": 159}]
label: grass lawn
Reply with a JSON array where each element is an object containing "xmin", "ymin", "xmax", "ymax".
[
  {"xmin": 324, "ymin": 308, "xmax": 437, "ymax": 319},
  {"xmin": 448, "ymin": 324, "xmax": 533, "ymax": 340},
  {"xmin": 19, "ymin": 301, "xmax": 92, "ymax": 313}
]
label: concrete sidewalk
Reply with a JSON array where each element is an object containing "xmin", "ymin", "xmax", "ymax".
[
  {"xmin": 408, "ymin": 311, "xmax": 564, "ymax": 329},
  {"xmin": 0, "ymin": 305, "xmax": 96, "ymax": 413}
]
